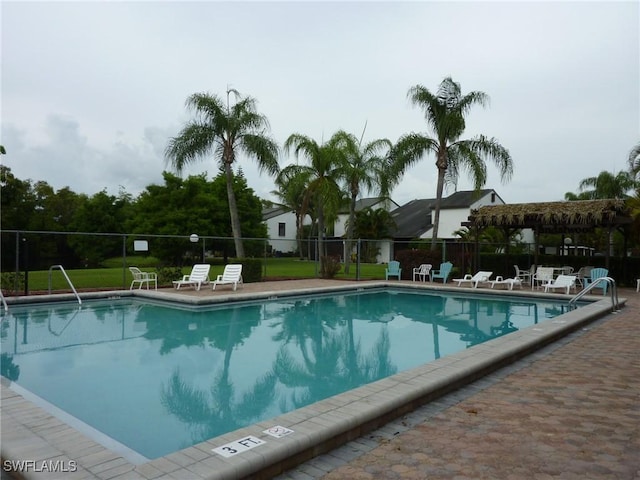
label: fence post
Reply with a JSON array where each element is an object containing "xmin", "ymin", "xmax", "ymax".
[
  {"xmin": 263, "ymin": 239, "xmax": 267, "ymax": 279},
  {"xmin": 122, "ymin": 235, "xmax": 127, "ymax": 290},
  {"xmin": 22, "ymin": 236, "xmax": 28, "ymax": 296},
  {"xmin": 356, "ymin": 239, "xmax": 361, "ymax": 281},
  {"xmin": 14, "ymin": 232, "xmax": 20, "ymax": 293}
]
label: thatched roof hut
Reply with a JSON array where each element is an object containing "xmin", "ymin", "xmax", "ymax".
[
  {"xmin": 464, "ymin": 199, "xmax": 630, "ymax": 233},
  {"xmin": 463, "ymin": 199, "xmax": 632, "ymax": 269}
]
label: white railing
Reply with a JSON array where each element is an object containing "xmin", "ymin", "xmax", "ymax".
[
  {"xmin": 49, "ymin": 265, "xmax": 82, "ymax": 306},
  {"xmin": 0, "ymin": 289, "xmax": 8, "ymax": 313},
  {"xmin": 568, "ymin": 276, "xmax": 619, "ymax": 312}
]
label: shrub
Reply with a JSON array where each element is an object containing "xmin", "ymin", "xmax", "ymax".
[
  {"xmin": 320, "ymin": 256, "xmax": 342, "ymax": 279},
  {"xmin": 232, "ymin": 258, "xmax": 262, "ymax": 283},
  {"xmin": 156, "ymin": 266, "xmax": 183, "ymax": 287},
  {"xmin": 394, "ymin": 250, "xmax": 443, "ymax": 280},
  {"xmin": 1, "ymin": 272, "xmax": 25, "ymax": 296}
]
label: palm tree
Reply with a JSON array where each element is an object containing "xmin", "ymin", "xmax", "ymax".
[
  {"xmin": 271, "ymin": 167, "xmax": 312, "ymax": 259},
  {"xmin": 281, "ymin": 133, "xmax": 345, "ymax": 272},
  {"xmin": 628, "ymin": 141, "xmax": 640, "ymax": 178},
  {"xmin": 333, "ymin": 129, "xmax": 393, "ymax": 273},
  {"xmin": 568, "ymin": 170, "xmax": 637, "ymax": 257},
  {"xmin": 349, "ymin": 207, "xmax": 396, "ymax": 262},
  {"xmin": 392, "ymin": 77, "xmax": 513, "ymax": 249},
  {"xmin": 575, "ymin": 170, "xmax": 636, "ymax": 199},
  {"xmin": 564, "ymin": 191, "xmax": 592, "ymax": 201},
  {"xmin": 166, "ymin": 89, "xmax": 279, "ymax": 258}
]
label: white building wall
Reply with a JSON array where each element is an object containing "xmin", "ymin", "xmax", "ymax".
[
  {"xmin": 334, "ymin": 214, "xmax": 349, "ymax": 237},
  {"xmin": 420, "ymin": 191, "xmax": 505, "ymax": 240},
  {"xmin": 438, "ymin": 207, "xmax": 472, "ymax": 238},
  {"xmin": 378, "ymin": 240, "xmax": 392, "ymax": 264},
  {"xmin": 265, "ymin": 211, "xmax": 298, "ymax": 253}
]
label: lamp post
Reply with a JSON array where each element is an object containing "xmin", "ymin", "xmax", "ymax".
[
  {"xmin": 190, "ymin": 234, "xmax": 205, "ymax": 263},
  {"xmin": 564, "ymin": 236, "xmax": 572, "ymax": 256}
]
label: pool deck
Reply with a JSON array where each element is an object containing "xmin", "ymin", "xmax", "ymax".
[{"xmin": 1, "ymin": 279, "xmax": 638, "ymax": 479}]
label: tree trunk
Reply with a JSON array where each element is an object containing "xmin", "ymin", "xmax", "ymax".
[
  {"xmin": 296, "ymin": 213, "xmax": 304, "ymax": 260},
  {"xmin": 343, "ymin": 194, "xmax": 357, "ymax": 274},
  {"xmin": 430, "ymin": 165, "xmax": 447, "ymax": 251},
  {"xmin": 317, "ymin": 206, "xmax": 325, "ymax": 275},
  {"xmin": 225, "ymin": 162, "xmax": 245, "ymax": 258}
]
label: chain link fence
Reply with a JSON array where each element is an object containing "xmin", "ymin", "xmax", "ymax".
[{"xmin": 1, "ymin": 229, "xmax": 634, "ymax": 295}]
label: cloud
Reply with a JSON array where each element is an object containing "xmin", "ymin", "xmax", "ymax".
[{"xmin": 1, "ymin": 1, "xmax": 638, "ymax": 206}]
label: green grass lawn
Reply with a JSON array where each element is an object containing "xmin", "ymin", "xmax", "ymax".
[{"xmin": 5, "ymin": 257, "xmax": 389, "ymax": 293}]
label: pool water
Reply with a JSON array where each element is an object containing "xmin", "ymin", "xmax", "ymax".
[{"xmin": 0, "ymin": 289, "xmax": 573, "ymax": 459}]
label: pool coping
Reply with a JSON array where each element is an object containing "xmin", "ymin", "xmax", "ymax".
[{"xmin": 1, "ymin": 281, "xmax": 624, "ymax": 480}]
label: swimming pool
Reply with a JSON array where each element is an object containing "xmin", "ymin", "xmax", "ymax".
[{"xmin": 1, "ymin": 287, "xmax": 577, "ymax": 461}]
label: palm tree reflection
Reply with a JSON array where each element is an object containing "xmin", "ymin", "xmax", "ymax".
[
  {"xmin": 272, "ymin": 295, "xmax": 397, "ymax": 410},
  {"xmin": 160, "ymin": 306, "xmax": 276, "ymax": 445},
  {"xmin": 161, "ymin": 368, "xmax": 276, "ymax": 445}
]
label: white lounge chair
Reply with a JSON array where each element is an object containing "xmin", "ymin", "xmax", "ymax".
[
  {"xmin": 412, "ymin": 263, "xmax": 432, "ymax": 282},
  {"xmin": 212, "ymin": 264, "xmax": 243, "ymax": 291},
  {"xmin": 172, "ymin": 264, "xmax": 211, "ymax": 291},
  {"xmin": 543, "ymin": 274, "xmax": 577, "ymax": 294},
  {"xmin": 453, "ymin": 271, "xmax": 493, "ymax": 288},
  {"xmin": 129, "ymin": 267, "xmax": 157, "ymax": 290},
  {"xmin": 490, "ymin": 276, "xmax": 522, "ymax": 290}
]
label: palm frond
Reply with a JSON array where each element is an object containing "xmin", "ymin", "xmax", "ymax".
[
  {"xmin": 165, "ymin": 124, "xmax": 219, "ymax": 172},
  {"xmin": 241, "ymin": 134, "xmax": 279, "ymax": 176}
]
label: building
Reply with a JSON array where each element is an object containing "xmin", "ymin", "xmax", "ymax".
[
  {"xmin": 263, "ymin": 189, "xmax": 505, "ymax": 260},
  {"xmin": 262, "ymin": 205, "xmax": 299, "ymax": 254}
]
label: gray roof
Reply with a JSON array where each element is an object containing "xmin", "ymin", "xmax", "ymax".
[
  {"xmin": 390, "ymin": 198, "xmax": 435, "ymax": 238},
  {"xmin": 438, "ymin": 189, "xmax": 500, "ymax": 208},
  {"xmin": 338, "ymin": 197, "xmax": 400, "ymax": 214},
  {"xmin": 262, "ymin": 205, "xmax": 292, "ymax": 221}
]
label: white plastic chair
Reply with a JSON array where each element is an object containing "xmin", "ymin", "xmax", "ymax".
[
  {"xmin": 490, "ymin": 276, "xmax": 522, "ymax": 290},
  {"xmin": 172, "ymin": 264, "xmax": 211, "ymax": 291},
  {"xmin": 412, "ymin": 264, "xmax": 432, "ymax": 282},
  {"xmin": 212, "ymin": 264, "xmax": 243, "ymax": 291},
  {"xmin": 129, "ymin": 267, "xmax": 157, "ymax": 290},
  {"xmin": 532, "ymin": 267, "xmax": 554, "ymax": 289},
  {"xmin": 453, "ymin": 271, "xmax": 493, "ymax": 288},
  {"xmin": 514, "ymin": 265, "xmax": 532, "ymax": 285},
  {"xmin": 543, "ymin": 274, "xmax": 577, "ymax": 294}
]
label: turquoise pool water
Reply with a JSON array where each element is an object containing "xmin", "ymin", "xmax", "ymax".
[{"xmin": 0, "ymin": 289, "xmax": 574, "ymax": 459}]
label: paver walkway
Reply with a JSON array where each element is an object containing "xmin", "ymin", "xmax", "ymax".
[{"xmin": 278, "ymin": 288, "xmax": 640, "ymax": 480}]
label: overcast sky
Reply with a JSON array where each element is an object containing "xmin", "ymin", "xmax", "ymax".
[{"xmin": 2, "ymin": 1, "xmax": 639, "ymax": 208}]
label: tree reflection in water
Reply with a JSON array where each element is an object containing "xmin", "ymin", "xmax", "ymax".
[
  {"xmin": 272, "ymin": 294, "xmax": 397, "ymax": 410},
  {"xmin": 159, "ymin": 305, "xmax": 277, "ymax": 445},
  {"xmin": 157, "ymin": 291, "xmax": 540, "ymax": 444}
]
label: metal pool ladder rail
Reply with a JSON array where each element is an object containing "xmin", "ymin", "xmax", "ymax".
[
  {"xmin": 0, "ymin": 290, "xmax": 8, "ymax": 313},
  {"xmin": 568, "ymin": 276, "xmax": 619, "ymax": 312},
  {"xmin": 49, "ymin": 265, "xmax": 82, "ymax": 306}
]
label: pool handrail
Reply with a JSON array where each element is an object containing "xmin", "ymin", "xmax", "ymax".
[
  {"xmin": 568, "ymin": 276, "xmax": 618, "ymax": 312},
  {"xmin": 48, "ymin": 265, "xmax": 82, "ymax": 306},
  {"xmin": 0, "ymin": 290, "xmax": 7, "ymax": 313}
]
